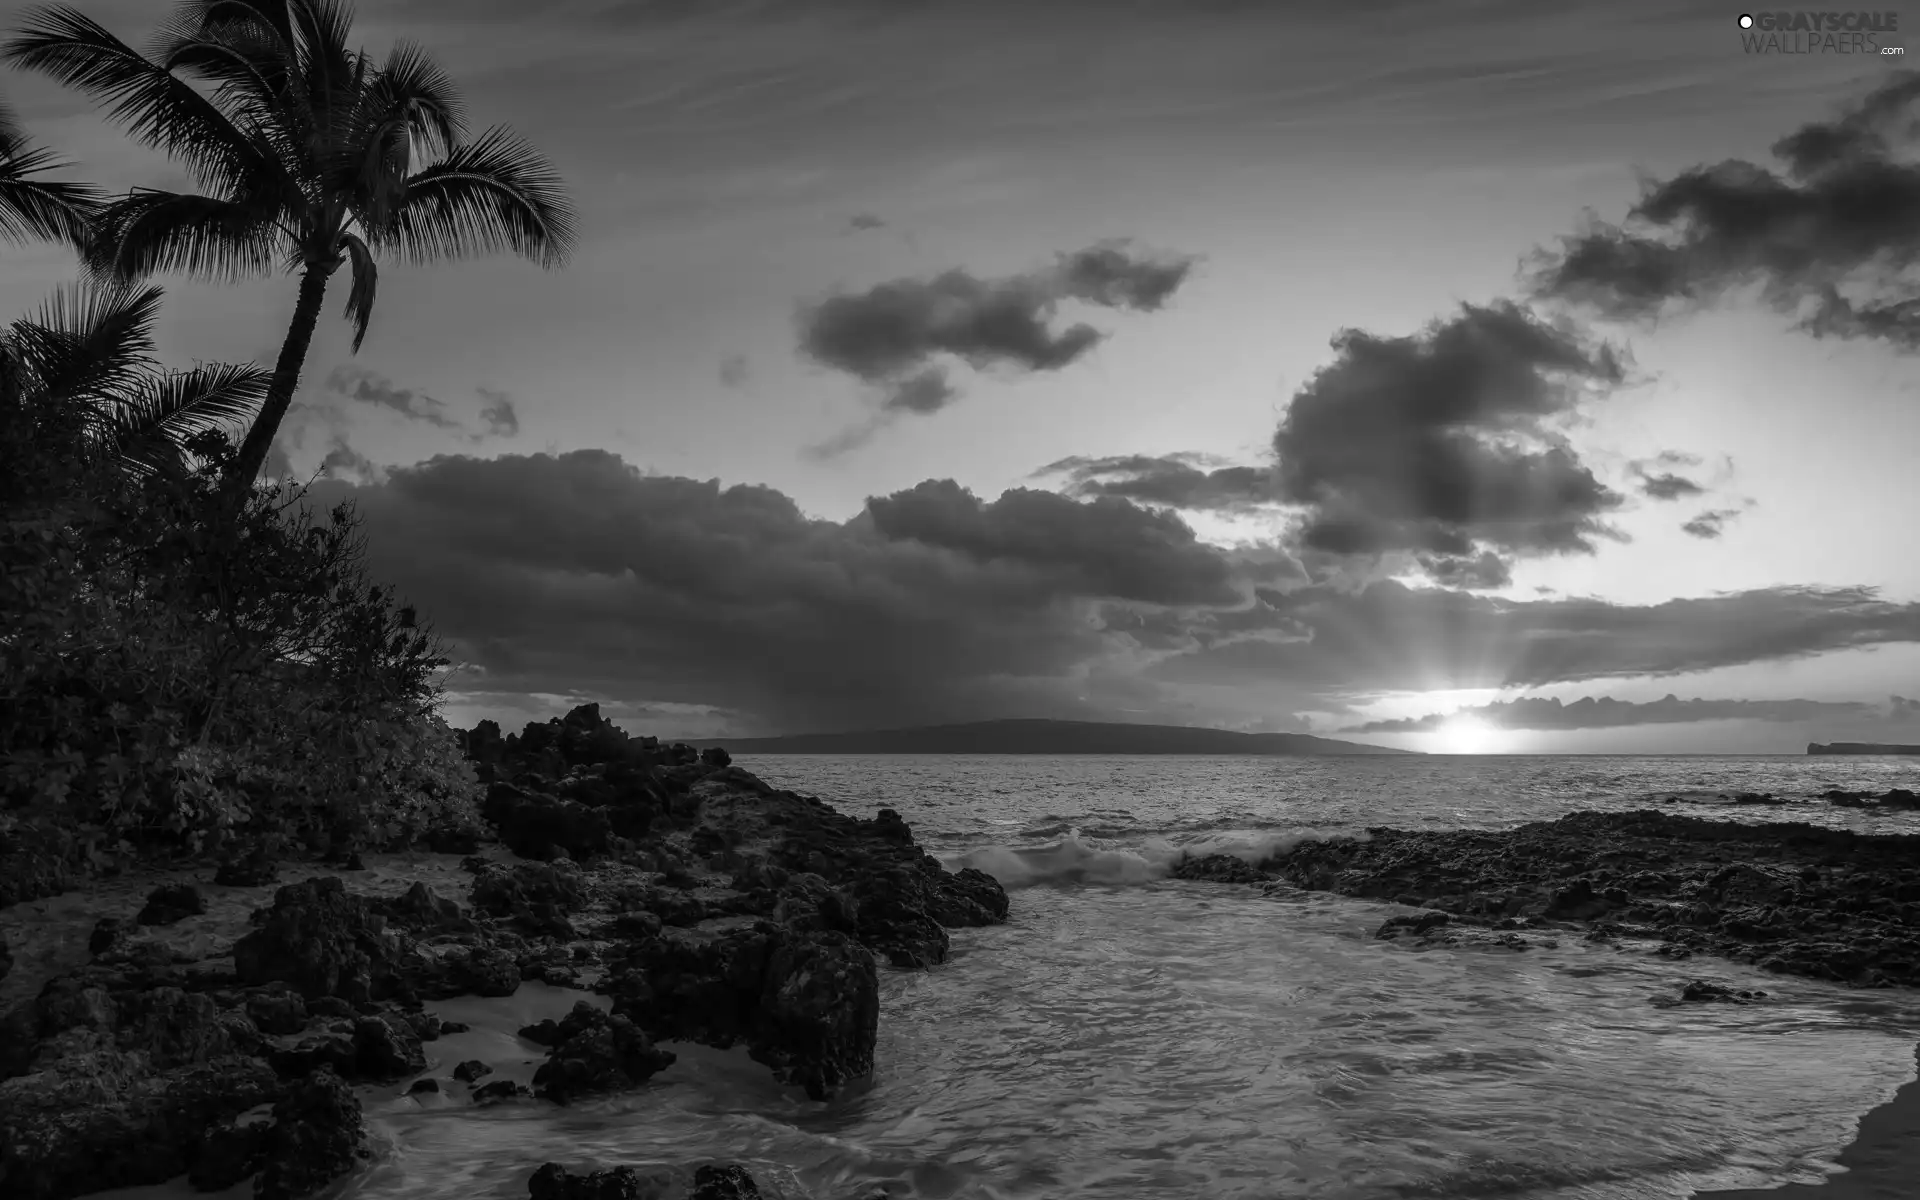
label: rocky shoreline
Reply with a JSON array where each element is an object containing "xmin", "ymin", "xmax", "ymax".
[
  {"xmin": 1175, "ymin": 809, "xmax": 1920, "ymax": 989},
  {"xmin": 0, "ymin": 704, "xmax": 1009, "ymax": 1200}
]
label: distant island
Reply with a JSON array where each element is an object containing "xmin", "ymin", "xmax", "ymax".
[
  {"xmin": 1808, "ymin": 742, "xmax": 1920, "ymax": 755},
  {"xmin": 698, "ymin": 718, "xmax": 1414, "ymax": 755}
]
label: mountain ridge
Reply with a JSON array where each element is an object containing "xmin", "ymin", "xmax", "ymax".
[{"xmin": 693, "ymin": 717, "xmax": 1414, "ymax": 755}]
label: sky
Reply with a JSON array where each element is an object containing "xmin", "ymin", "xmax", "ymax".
[{"xmin": 5, "ymin": 0, "xmax": 1920, "ymax": 753}]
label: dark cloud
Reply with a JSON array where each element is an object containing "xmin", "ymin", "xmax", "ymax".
[
  {"xmin": 1530, "ymin": 71, "xmax": 1920, "ymax": 348},
  {"xmin": 476, "ymin": 388, "xmax": 522, "ymax": 438},
  {"xmin": 1416, "ymin": 551, "xmax": 1512, "ymax": 590},
  {"xmin": 318, "ymin": 435, "xmax": 381, "ymax": 485},
  {"xmin": 718, "ymin": 354, "xmax": 751, "ymax": 389},
  {"xmin": 862, "ymin": 479, "xmax": 1243, "ymax": 607},
  {"xmin": 795, "ymin": 239, "xmax": 1197, "ymax": 435},
  {"xmin": 1637, "ymin": 472, "xmax": 1704, "ymax": 500},
  {"xmin": 1147, "ymin": 579, "xmax": 1920, "ymax": 696},
  {"xmin": 1345, "ymin": 694, "xmax": 1874, "ymax": 734},
  {"xmin": 847, "ymin": 213, "xmax": 886, "ymax": 231},
  {"xmin": 1270, "ymin": 301, "xmax": 1630, "ymax": 559},
  {"xmin": 1680, "ymin": 508, "xmax": 1742, "ymax": 539},
  {"xmin": 1034, "ymin": 452, "xmax": 1282, "ymax": 511},
  {"xmin": 295, "ymin": 452, "xmax": 1920, "ymax": 736},
  {"xmin": 1054, "ymin": 240, "xmax": 1195, "ymax": 311},
  {"xmin": 327, "ymin": 365, "xmax": 462, "ymax": 431},
  {"xmin": 1893, "ymin": 694, "xmax": 1920, "ymax": 720}
]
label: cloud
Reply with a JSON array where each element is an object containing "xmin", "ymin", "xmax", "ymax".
[
  {"xmin": 1035, "ymin": 452, "xmax": 1282, "ymax": 511},
  {"xmin": 1270, "ymin": 301, "xmax": 1630, "ymax": 560},
  {"xmin": 1147, "ymin": 578, "xmax": 1920, "ymax": 697},
  {"xmin": 795, "ymin": 238, "xmax": 1198, "ymax": 441},
  {"xmin": 1345, "ymin": 694, "xmax": 1875, "ymax": 734},
  {"xmin": 1637, "ymin": 472, "xmax": 1705, "ymax": 500},
  {"xmin": 294, "ymin": 452, "xmax": 1920, "ymax": 735},
  {"xmin": 847, "ymin": 213, "xmax": 886, "ymax": 231},
  {"xmin": 322, "ymin": 366, "xmax": 523, "ymax": 444},
  {"xmin": 327, "ymin": 365, "xmax": 462, "ymax": 430},
  {"xmin": 318, "ymin": 435, "xmax": 382, "ymax": 485},
  {"xmin": 1680, "ymin": 508, "xmax": 1743, "ymax": 539},
  {"xmin": 476, "ymin": 388, "xmax": 522, "ymax": 438},
  {"xmin": 1529, "ymin": 70, "xmax": 1920, "ymax": 348},
  {"xmin": 718, "ymin": 353, "xmax": 751, "ymax": 389},
  {"xmin": 1417, "ymin": 550, "xmax": 1512, "ymax": 590}
]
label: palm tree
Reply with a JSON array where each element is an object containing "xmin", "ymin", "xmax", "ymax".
[
  {"xmin": 0, "ymin": 93, "xmax": 102, "ymax": 249},
  {"xmin": 3, "ymin": 0, "xmax": 577, "ymax": 505},
  {"xmin": 1, "ymin": 282, "xmax": 269, "ymax": 480}
]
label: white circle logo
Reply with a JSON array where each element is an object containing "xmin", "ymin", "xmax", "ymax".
[{"xmin": 1738, "ymin": 13, "xmax": 1754, "ymax": 27}]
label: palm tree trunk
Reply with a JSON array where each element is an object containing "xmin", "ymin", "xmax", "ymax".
[{"xmin": 222, "ymin": 260, "xmax": 334, "ymax": 510}]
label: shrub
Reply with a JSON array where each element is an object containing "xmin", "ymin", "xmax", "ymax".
[{"xmin": 1, "ymin": 426, "xmax": 480, "ymax": 890}]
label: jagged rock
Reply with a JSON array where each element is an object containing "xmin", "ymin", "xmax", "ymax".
[
  {"xmin": 527, "ymin": 1162, "xmax": 668, "ymax": 1200},
  {"xmin": 87, "ymin": 918, "xmax": 125, "ymax": 956},
  {"xmin": 1262, "ymin": 810, "xmax": 1920, "ymax": 987},
  {"xmin": 472, "ymin": 1078, "xmax": 529, "ymax": 1104},
  {"xmin": 188, "ymin": 1119, "xmax": 269, "ymax": 1192},
  {"xmin": 1170, "ymin": 854, "xmax": 1271, "ymax": 884},
  {"xmin": 0, "ymin": 1054, "xmax": 282, "ymax": 1200},
  {"xmin": 605, "ymin": 925, "xmax": 878, "ymax": 1101},
  {"xmin": 527, "ymin": 1002, "xmax": 675, "ymax": 1103},
  {"xmin": 699, "ymin": 746, "xmax": 732, "ymax": 769},
  {"xmin": 378, "ymin": 882, "xmax": 475, "ymax": 935},
  {"xmin": 0, "ymin": 933, "xmax": 10, "ymax": 983},
  {"xmin": 451, "ymin": 1059, "xmax": 490, "ymax": 1083},
  {"xmin": 137, "ymin": 883, "xmax": 207, "ymax": 927},
  {"xmin": 233, "ymin": 877, "xmax": 412, "ymax": 1004},
  {"xmin": 483, "ymin": 782, "xmax": 613, "ymax": 862},
  {"xmin": 254, "ymin": 1067, "xmax": 366, "ymax": 1200},
  {"xmin": 689, "ymin": 1164, "xmax": 761, "ymax": 1200},
  {"xmin": 352, "ymin": 1014, "xmax": 426, "ymax": 1079}
]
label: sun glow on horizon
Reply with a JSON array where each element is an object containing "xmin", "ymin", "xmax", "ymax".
[{"xmin": 1433, "ymin": 713, "xmax": 1504, "ymax": 755}]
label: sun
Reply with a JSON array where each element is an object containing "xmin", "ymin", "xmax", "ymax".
[{"xmin": 1435, "ymin": 714, "xmax": 1501, "ymax": 755}]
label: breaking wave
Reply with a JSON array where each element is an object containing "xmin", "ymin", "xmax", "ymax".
[{"xmin": 945, "ymin": 826, "xmax": 1360, "ymax": 888}]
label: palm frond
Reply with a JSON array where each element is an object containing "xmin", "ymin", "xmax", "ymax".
[
  {"xmin": 101, "ymin": 358, "xmax": 268, "ymax": 475},
  {"xmin": 0, "ymin": 141, "xmax": 104, "ymax": 247},
  {"xmin": 7, "ymin": 282, "xmax": 165, "ymax": 407},
  {"xmin": 3, "ymin": 4, "xmax": 270, "ymax": 197},
  {"xmin": 89, "ymin": 187, "xmax": 283, "ymax": 282},
  {"xmin": 377, "ymin": 125, "xmax": 577, "ymax": 268},
  {"xmin": 365, "ymin": 41, "xmax": 465, "ymax": 157},
  {"xmin": 339, "ymin": 229, "xmax": 376, "ymax": 351}
]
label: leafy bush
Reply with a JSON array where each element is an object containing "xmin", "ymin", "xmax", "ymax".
[{"xmin": 1, "ymin": 424, "xmax": 480, "ymax": 885}]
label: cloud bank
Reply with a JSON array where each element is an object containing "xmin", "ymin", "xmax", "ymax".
[
  {"xmin": 1345, "ymin": 693, "xmax": 1888, "ymax": 734},
  {"xmin": 296, "ymin": 451, "xmax": 1920, "ymax": 737}
]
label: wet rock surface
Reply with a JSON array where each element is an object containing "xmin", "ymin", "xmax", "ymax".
[
  {"xmin": 0, "ymin": 702, "xmax": 1008, "ymax": 1200},
  {"xmin": 1234, "ymin": 810, "xmax": 1920, "ymax": 986}
]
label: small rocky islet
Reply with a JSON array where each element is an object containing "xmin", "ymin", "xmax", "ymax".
[
  {"xmin": 1175, "ymin": 808, "xmax": 1920, "ymax": 990},
  {"xmin": 0, "ymin": 703, "xmax": 1008, "ymax": 1200}
]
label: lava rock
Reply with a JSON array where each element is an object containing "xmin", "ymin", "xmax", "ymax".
[
  {"xmin": 254, "ymin": 1067, "xmax": 366, "ymax": 1200},
  {"xmin": 527, "ymin": 1002, "xmax": 675, "ymax": 1103},
  {"xmin": 137, "ymin": 883, "xmax": 207, "ymax": 927},
  {"xmin": 527, "ymin": 1162, "xmax": 667, "ymax": 1200},
  {"xmin": 233, "ymin": 877, "xmax": 411, "ymax": 1004},
  {"xmin": 689, "ymin": 1164, "xmax": 761, "ymax": 1200}
]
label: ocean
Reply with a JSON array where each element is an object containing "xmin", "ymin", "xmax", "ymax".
[{"xmin": 195, "ymin": 755, "xmax": 1920, "ymax": 1200}]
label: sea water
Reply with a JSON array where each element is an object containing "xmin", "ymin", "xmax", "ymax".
[{"xmin": 131, "ymin": 754, "xmax": 1920, "ymax": 1200}]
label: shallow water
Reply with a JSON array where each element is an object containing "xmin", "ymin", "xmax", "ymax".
[{"xmin": 105, "ymin": 754, "xmax": 1920, "ymax": 1200}]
